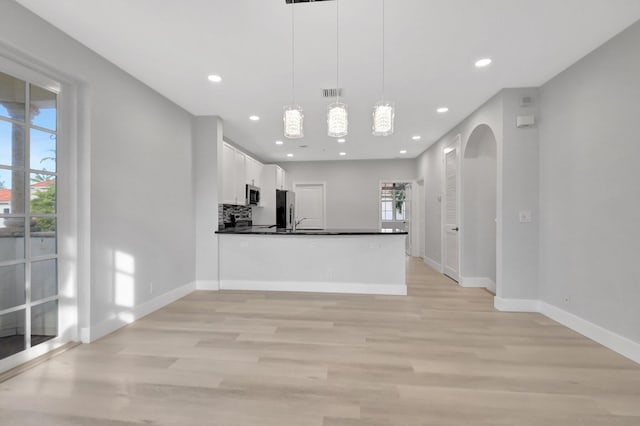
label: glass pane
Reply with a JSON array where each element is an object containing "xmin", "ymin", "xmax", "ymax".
[
  {"xmin": 0, "ymin": 217, "xmax": 25, "ymax": 262},
  {"xmin": 0, "ymin": 71, "xmax": 26, "ymax": 122},
  {"xmin": 31, "ymin": 300, "xmax": 58, "ymax": 347},
  {"xmin": 0, "ymin": 169, "xmax": 26, "ymax": 215},
  {"xmin": 0, "ymin": 309, "xmax": 25, "ymax": 360},
  {"xmin": 30, "ymin": 129, "xmax": 56, "ymax": 172},
  {"xmin": 31, "ymin": 259, "xmax": 57, "ymax": 302},
  {"xmin": 0, "ymin": 263, "xmax": 25, "ymax": 310},
  {"xmin": 31, "ymin": 217, "xmax": 56, "ymax": 257},
  {"xmin": 30, "ymin": 173, "xmax": 55, "ymax": 214},
  {"xmin": 30, "ymin": 84, "xmax": 57, "ymax": 131},
  {"xmin": 0, "ymin": 120, "xmax": 26, "ymax": 168}
]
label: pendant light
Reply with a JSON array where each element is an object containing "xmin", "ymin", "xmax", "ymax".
[
  {"xmin": 284, "ymin": 1, "xmax": 303, "ymax": 139},
  {"xmin": 372, "ymin": 0, "xmax": 394, "ymax": 136},
  {"xmin": 328, "ymin": 0, "xmax": 348, "ymax": 138}
]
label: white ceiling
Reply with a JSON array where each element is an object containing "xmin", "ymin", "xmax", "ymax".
[{"xmin": 16, "ymin": 0, "xmax": 640, "ymax": 162}]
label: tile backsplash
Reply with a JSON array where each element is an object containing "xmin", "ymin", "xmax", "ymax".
[{"xmin": 219, "ymin": 204, "xmax": 252, "ymax": 228}]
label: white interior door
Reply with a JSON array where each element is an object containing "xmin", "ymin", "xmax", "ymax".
[
  {"xmin": 294, "ymin": 183, "xmax": 325, "ymax": 229},
  {"xmin": 443, "ymin": 145, "xmax": 460, "ymax": 281}
]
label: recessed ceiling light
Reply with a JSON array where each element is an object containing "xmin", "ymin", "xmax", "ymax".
[
  {"xmin": 400, "ymin": 150, "xmax": 407, "ymax": 154},
  {"xmin": 287, "ymin": 153, "xmax": 294, "ymax": 157},
  {"xmin": 437, "ymin": 107, "xmax": 449, "ymax": 113},
  {"xmin": 475, "ymin": 58, "xmax": 492, "ymax": 68},
  {"xmin": 412, "ymin": 135, "xmax": 421, "ymax": 141},
  {"xmin": 337, "ymin": 138, "xmax": 346, "ymax": 143},
  {"xmin": 207, "ymin": 74, "xmax": 222, "ymax": 83},
  {"xmin": 339, "ymin": 152, "xmax": 346, "ymax": 156},
  {"xmin": 249, "ymin": 115, "xmax": 260, "ymax": 121},
  {"xmin": 275, "ymin": 140, "xmax": 284, "ymax": 145}
]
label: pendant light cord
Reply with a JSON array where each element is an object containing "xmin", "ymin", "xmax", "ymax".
[
  {"xmin": 336, "ymin": 0, "xmax": 340, "ymax": 103},
  {"xmin": 291, "ymin": 2, "xmax": 295, "ymax": 105},
  {"xmin": 381, "ymin": 0, "xmax": 385, "ymax": 102}
]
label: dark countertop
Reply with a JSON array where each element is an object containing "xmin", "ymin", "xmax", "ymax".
[{"xmin": 216, "ymin": 226, "xmax": 408, "ymax": 235}]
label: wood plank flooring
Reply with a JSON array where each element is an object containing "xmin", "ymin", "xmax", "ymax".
[{"xmin": 1, "ymin": 258, "xmax": 638, "ymax": 425}]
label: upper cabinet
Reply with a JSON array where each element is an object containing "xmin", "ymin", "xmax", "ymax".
[
  {"xmin": 221, "ymin": 142, "xmax": 266, "ymax": 205},
  {"xmin": 246, "ymin": 156, "xmax": 263, "ymax": 188},
  {"xmin": 221, "ymin": 143, "xmax": 237, "ymax": 205},
  {"xmin": 222, "ymin": 142, "xmax": 248, "ymax": 205},
  {"xmin": 275, "ymin": 166, "xmax": 286, "ymax": 191},
  {"xmin": 234, "ymin": 149, "xmax": 246, "ymax": 205}
]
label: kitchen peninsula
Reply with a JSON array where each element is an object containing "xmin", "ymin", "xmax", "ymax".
[{"xmin": 216, "ymin": 227, "xmax": 408, "ymax": 295}]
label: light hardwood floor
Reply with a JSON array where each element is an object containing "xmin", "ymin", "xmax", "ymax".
[{"xmin": 1, "ymin": 258, "xmax": 639, "ymax": 425}]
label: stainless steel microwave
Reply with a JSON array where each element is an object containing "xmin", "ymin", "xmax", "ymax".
[{"xmin": 246, "ymin": 184, "xmax": 260, "ymax": 206}]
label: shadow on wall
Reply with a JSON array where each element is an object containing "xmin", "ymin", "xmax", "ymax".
[{"xmin": 462, "ymin": 124, "xmax": 497, "ymax": 291}]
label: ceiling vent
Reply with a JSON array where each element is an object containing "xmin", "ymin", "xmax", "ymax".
[
  {"xmin": 286, "ymin": 0, "xmax": 335, "ymax": 3},
  {"xmin": 322, "ymin": 88, "xmax": 344, "ymax": 98},
  {"xmin": 520, "ymin": 96, "xmax": 534, "ymax": 107}
]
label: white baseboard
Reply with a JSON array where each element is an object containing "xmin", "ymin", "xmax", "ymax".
[
  {"xmin": 460, "ymin": 276, "xmax": 495, "ymax": 290},
  {"xmin": 220, "ymin": 280, "xmax": 407, "ymax": 296},
  {"xmin": 80, "ymin": 281, "xmax": 196, "ymax": 343},
  {"xmin": 196, "ymin": 280, "xmax": 219, "ymax": 290},
  {"xmin": 423, "ymin": 256, "xmax": 442, "ymax": 272},
  {"xmin": 494, "ymin": 297, "xmax": 639, "ymax": 365},
  {"xmin": 0, "ymin": 335, "xmax": 71, "ymax": 374},
  {"xmin": 539, "ymin": 302, "xmax": 640, "ymax": 365},
  {"xmin": 494, "ymin": 296, "xmax": 539, "ymax": 312}
]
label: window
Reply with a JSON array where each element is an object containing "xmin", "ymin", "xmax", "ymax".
[
  {"xmin": 380, "ymin": 182, "xmax": 407, "ymax": 223},
  {"xmin": 0, "ymin": 69, "xmax": 58, "ymax": 361}
]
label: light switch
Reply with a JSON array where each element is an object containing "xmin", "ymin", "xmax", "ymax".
[{"xmin": 519, "ymin": 210, "xmax": 532, "ymax": 223}]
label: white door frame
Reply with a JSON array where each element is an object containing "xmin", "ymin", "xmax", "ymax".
[
  {"xmin": 292, "ymin": 181, "xmax": 327, "ymax": 229},
  {"xmin": 378, "ymin": 179, "xmax": 415, "ymax": 228},
  {"xmin": 0, "ymin": 52, "xmax": 82, "ymax": 372},
  {"xmin": 441, "ymin": 134, "xmax": 461, "ymax": 280},
  {"xmin": 379, "ymin": 180, "xmax": 415, "ymax": 256},
  {"xmin": 414, "ymin": 179, "xmax": 425, "ymax": 258}
]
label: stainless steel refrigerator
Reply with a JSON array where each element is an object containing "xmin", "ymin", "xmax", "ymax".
[{"xmin": 276, "ymin": 190, "xmax": 295, "ymax": 229}]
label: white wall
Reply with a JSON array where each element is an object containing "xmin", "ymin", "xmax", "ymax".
[
  {"xmin": 500, "ymin": 88, "xmax": 540, "ymax": 300},
  {"xmin": 415, "ymin": 87, "xmax": 540, "ymax": 300},
  {"xmin": 0, "ymin": 2, "xmax": 196, "ymax": 341},
  {"xmin": 539, "ymin": 21, "xmax": 640, "ymax": 343},
  {"xmin": 462, "ymin": 125, "xmax": 497, "ymax": 284},
  {"xmin": 193, "ymin": 116, "xmax": 222, "ymax": 290},
  {"xmin": 415, "ymin": 93, "xmax": 503, "ymax": 274},
  {"xmin": 283, "ymin": 159, "xmax": 417, "ymax": 229}
]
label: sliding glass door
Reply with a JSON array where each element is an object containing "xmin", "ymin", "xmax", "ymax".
[{"xmin": 0, "ymin": 69, "xmax": 59, "ymax": 362}]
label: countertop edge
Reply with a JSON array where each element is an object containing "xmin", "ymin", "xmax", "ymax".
[{"xmin": 216, "ymin": 228, "xmax": 409, "ymax": 236}]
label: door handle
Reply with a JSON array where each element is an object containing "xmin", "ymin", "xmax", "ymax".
[{"xmin": 452, "ymin": 227, "xmax": 459, "ymax": 232}]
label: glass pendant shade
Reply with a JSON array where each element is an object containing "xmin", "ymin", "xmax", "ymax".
[
  {"xmin": 372, "ymin": 101, "xmax": 395, "ymax": 136},
  {"xmin": 327, "ymin": 102, "xmax": 348, "ymax": 138},
  {"xmin": 283, "ymin": 105, "xmax": 304, "ymax": 139}
]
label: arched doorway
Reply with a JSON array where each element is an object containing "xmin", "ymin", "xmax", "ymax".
[{"xmin": 461, "ymin": 124, "xmax": 497, "ymax": 293}]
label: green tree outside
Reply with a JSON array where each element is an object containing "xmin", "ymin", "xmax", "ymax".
[{"xmin": 30, "ymin": 183, "xmax": 55, "ymax": 231}]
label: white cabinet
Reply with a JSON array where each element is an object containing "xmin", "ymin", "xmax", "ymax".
[
  {"xmin": 222, "ymin": 142, "xmax": 251, "ymax": 205},
  {"xmin": 252, "ymin": 164, "xmax": 287, "ymax": 225},
  {"xmin": 221, "ymin": 143, "xmax": 236, "ymax": 204},
  {"xmin": 234, "ymin": 149, "xmax": 246, "ymax": 205},
  {"xmin": 246, "ymin": 156, "xmax": 263, "ymax": 188},
  {"xmin": 275, "ymin": 166, "xmax": 286, "ymax": 190}
]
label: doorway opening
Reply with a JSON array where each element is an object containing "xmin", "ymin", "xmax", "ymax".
[
  {"xmin": 380, "ymin": 182, "xmax": 412, "ymax": 255},
  {"xmin": 461, "ymin": 124, "xmax": 497, "ymax": 293}
]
